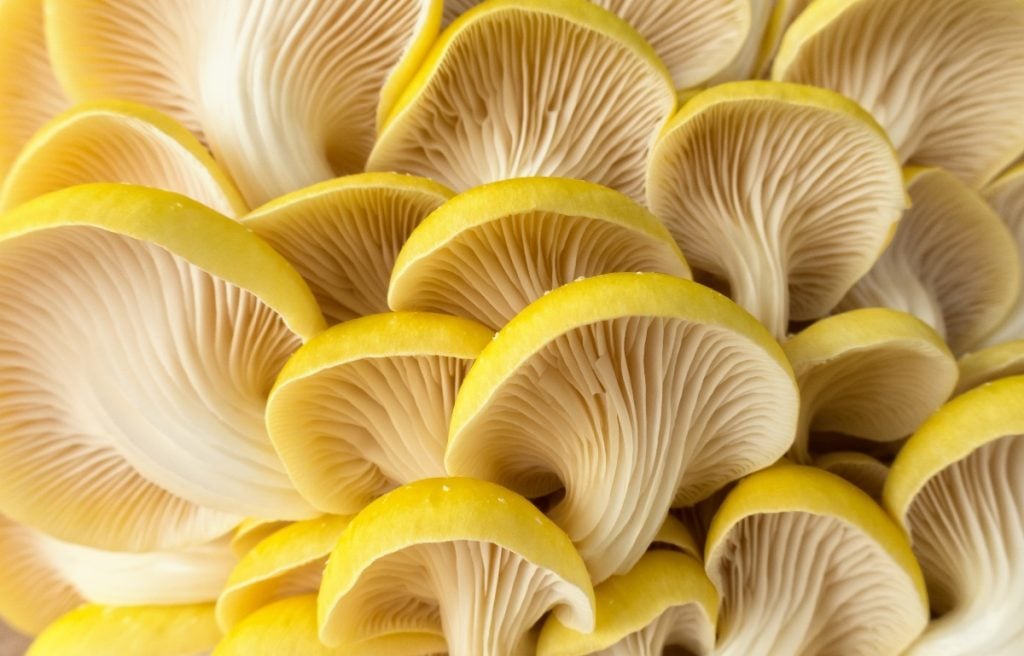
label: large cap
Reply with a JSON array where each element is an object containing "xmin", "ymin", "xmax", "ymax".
[
  {"xmin": 773, "ymin": 0, "xmax": 1024, "ymax": 187},
  {"xmin": 244, "ymin": 173, "xmax": 453, "ymax": 325},
  {"xmin": 0, "ymin": 0, "xmax": 69, "ymax": 182},
  {"xmin": 782, "ymin": 308, "xmax": 957, "ymax": 462},
  {"xmin": 442, "ymin": 0, "xmax": 749, "ymax": 88},
  {"xmin": 318, "ymin": 477, "xmax": 595, "ymax": 655},
  {"xmin": 537, "ymin": 550, "xmax": 717, "ymax": 656},
  {"xmin": 647, "ymin": 81, "xmax": 905, "ymax": 338},
  {"xmin": 977, "ymin": 163, "xmax": 1024, "ymax": 347},
  {"xmin": 447, "ymin": 272, "xmax": 797, "ymax": 582},
  {"xmin": 0, "ymin": 184, "xmax": 325, "ymax": 550},
  {"xmin": 388, "ymin": 177, "xmax": 690, "ymax": 330},
  {"xmin": 0, "ymin": 515, "xmax": 235, "ymax": 635},
  {"xmin": 367, "ymin": 0, "xmax": 676, "ymax": 202},
  {"xmin": 27, "ymin": 604, "xmax": 221, "ymax": 656},
  {"xmin": 267, "ymin": 312, "xmax": 492, "ymax": 515},
  {"xmin": 46, "ymin": 0, "xmax": 441, "ymax": 205},
  {"xmin": 706, "ymin": 464, "xmax": 928, "ymax": 655},
  {"xmin": 840, "ymin": 167, "xmax": 1020, "ymax": 355},
  {"xmin": 885, "ymin": 376, "xmax": 1024, "ymax": 655},
  {"xmin": 0, "ymin": 100, "xmax": 246, "ymax": 216},
  {"xmin": 215, "ymin": 595, "xmax": 446, "ymax": 656},
  {"xmin": 217, "ymin": 515, "xmax": 349, "ymax": 631}
]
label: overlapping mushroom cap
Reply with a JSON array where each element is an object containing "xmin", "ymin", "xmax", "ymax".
[
  {"xmin": 447, "ymin": 272, "xmax": 798, "ymax": 582},
  {"xmin": 244, "ymin": 173, "xmax": 453, "ymax": 325},
  {"xmin": 885, "ymin": 376, "xmax": 1024, "ymax": 655},
  {"xmin": 443, "ymin": 0, "xmax": 749, "ymax": 89},
  {"xmin": 782, "ymin": 308, "xmax": 957, "ymax": 463},
  {"xmin": 976, "ymin": 163, "xmax": 1024, "ymax": 347},
  {"xmin": 0, "ymin": 184, "xmax": 325, "ymax": 551},
  {"xmin": 0, "ymin": 100, "xmax": 246, "ymax": 216},
  {"xmin": 706, "ymin": 464, "xmax": 928, "ymax": 655},
  {"xmin": 217, "ymin": 515, "xmax": 349, "ymax": 631},
  {"xmin": 367, "ymin": 0, "xmax": 676, "ymax": 202},
  {"xmin": 27, "ymin": 604, "xmax": 221, "ymax": 656},
  {"xmin": 956, "ymin": 341, "xmax": 1024, "ymax": 394},
  {"xmin": 647, "ymin": 81, "xmax": 905, "ymax": 338},
  {"xmin": 318, "ymin": 477, "xmax": 596, "ymax": 655},
  {"xmin": 814, "ymin": 452, "xmax": 889, "ymax": 501},
  {"xmin": 537, "ymin": 549, "xmax": 717, "ymax": 656},
  {"xmin": 0, "ymin": 0, "xmax": 68, "ymax": 182},
  {"xmin": 46, "ymin": 0, "xmax": 441, "ymax": 205},
  {"xmin": 267, "ymin": 312, "xmax": 491, "ymax": 515},
  {"xmin": 840, "ymin": 167, "xmax": 1020, "ymax": 355},
  {"xmin": 773, "ymin": 0, "xmax": 1024, "ymax": 188},
  {"xmin": 388, "ymin": 177, "xmax": 691, "ymax": 330}
]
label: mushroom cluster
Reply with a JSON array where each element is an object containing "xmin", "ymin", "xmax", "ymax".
[{"xmin": 1, "ymin": 0, "xmax": 1022, "ymax": 655}]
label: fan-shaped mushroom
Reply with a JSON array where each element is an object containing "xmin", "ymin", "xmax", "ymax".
[
  {"xmin": 267, "ymin": 312, "xmax": 491, "ymax": 515},
  {"xmin": 773, "ymin": 0, "xmax": 1024, "ymax": 188},
  {"xmin": 537, "ymin": 550, "xmax": 717, "ymax": 656},
  {"xmin": 367, "ymin": 0, "xmax": 676, "ymax": 202},
  {"xmin": 839, "ymin": 167, "xmax": 1019, "ymax": 355},
  {"xmin": 0, "ymin": 100, "xmax": 246, "ymax": 216},
  {"xmin": 0, "ymin": 515, "xmax": 234, "ymax": 635},
  {"xmin": 446, "ymin": 272, "xmax": 797, "ymax": 582},
  {"xmin": 647, "ymin": 81, "xmax": 905, "ymax": 338},
  {"xmin": 442, "ymin": 0, "xmax": 749, "ymax": 89},
  {"xmin": 0, "ymin": 184, "xmax": 325, "ymax": 551},
  {"xmin": 0, "ymin": 0, "xmax": 69, "ymax": 182},
  {"xmin": 885, "ymin": 376, "xmax": 1024, "ymax": 655},
  {"xmin": 217, "ymin": 515, "xmax": 349, "ymax": 631},
  {"xmin": 46, "ymin": 0, "xmax": 441, "ymax": 205},
  {"xmin": 782, "ymin": 308, "xmax": 957, "ymax": 463},
  {"xmin": 318, "ymin": 477, "xmax": 595, "ymax": 655},
  {"xmin": 231, "ymin": 519, "xmax": 290, "ymax": 558},
  {"xmin": 955, "ymin": 341, "xmax": 1024, "ymax": 394},
  {"xmin": 244, "ymin": 173, "xmax": 453, "ymax": 325},
  {"xmin": 215, "ymin": 595, "xmax": 447, "ymax": 656},
  {"xmin": 388, "ymin": 177, "xmax": 690, "ymax": 330},
  {"xmin": 976, "ymin": 163, "xmax": 1024, "ymax": 346},
  {"xmin": 27, "ymin": 604, "xmax": 220, "ymax": 656},
  {"xmin": 706, "ymin": 464, "xmax": 928, "ymax": 655}
]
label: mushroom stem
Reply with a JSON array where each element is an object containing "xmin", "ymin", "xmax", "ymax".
[{"xmin": 725, "ymin": 247, "xmax": 790, "ymax": 339}]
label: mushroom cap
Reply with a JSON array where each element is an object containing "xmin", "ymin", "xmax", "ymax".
[
  {"xmin": 46, "ymin": 0, "xmax": 442, "ymax": 205},
  {"xmin": 442, "ymin": 0, "xmax": 750, "ymax": 88},
  {"xmin": 267, "ymin": 312, "xmax": 492, "ymax": 515},
  {"xmin": 367, "ymin": 0, "xmax": 676, "ymax": 202},
  {"xmin": 705, "ymin": 0, "xmax": 773, "ymax": 83},
  {"xmin": 318, "ymin": 477, "xmax": 595, "ymax": 653},
  {"xmin": 653, "ymin": 514, "xmax": 701, "ymax": 561},
  {"xmin": 0, "ymin": 0, "xmax": 69, "ymax": 182},
  {"xmin": 782, "ymin": 308, "xmax": 957, "ymax": 462},
  {"xmin": 814, "ymin": 451, "xmax": 889, "ymax": 501},
  {"xmin": 244, "ymin": 173, "xmax": 453, "ymax": 325},
  {"xmin": 217, "ymin": 515, "xmax": 351, "ymax": 631},
  {"xmin": 956, "ymin": 341, "xmax": 1024, "ymax": 394},
  {"xmin": 977, "ymin": 163, "xmax": 1024, "ymax": 347},
  {"xmin": 388, "ymin": 177, "xmax": 691, "ymax": 330},
  {"xmin": 840, "ymin": 167, "xmax": 1020, "ymax": 354},
  {"xmin": 214, "ymin": 595, "xmax": 447, "ymax": 656},
  {"xmin": 0, "ymin": 184, "xmax": 325, "ymax": 550},
  {"xmin": 753, "ymin": 0, "xmax": 813, "ymax": 77},
  {"xmin": 706, "ymin": 464, "xmax": 928, "ymax": 655},
  {"xmin": 0, "ymin": 100, "xmax": 246, "ymax": 216},
  {"xmin": 773, "ymin": 0, "xmax": 1024, "ymax": 188},
  {"xmin": 447, "ymin": 272, "xmax": 797, "ymax": 582},
  {"xmin": 646, "ymin": 80, "xmax": 905, "ymax": 338},
  {"xmin": 537, "ymin": 550, "xmax": 718, "ymax": 656},
  {"xmin": 230, "ymin": 519, "xmax": 291, "ymax": 558},
  {"xmin": 884, "ymin": 376, "xmax": 1024, "ymax": 655},
  {"xmin": 26, "ymin": 603, "xmax": 221, "ymax": 656}
]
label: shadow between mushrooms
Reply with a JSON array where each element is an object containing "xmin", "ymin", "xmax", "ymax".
[{"xmin": 446, "ymin": 272, "xmax": 798, "ymax": 583}]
